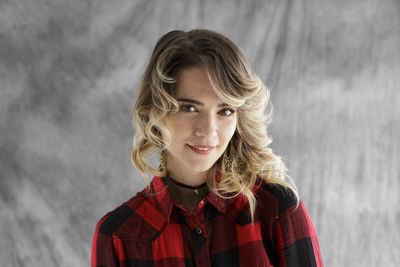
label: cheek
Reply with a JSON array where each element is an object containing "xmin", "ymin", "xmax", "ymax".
[
  {"xmin": 221, "ymin": 120, "xmax": 237, "ymax": 143},
  {"xmin": 164, "ymin": 116, "xmax": 193, "ymax": 142}
]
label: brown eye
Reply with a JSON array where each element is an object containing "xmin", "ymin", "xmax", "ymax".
[
  {"xmin": 219, "ymin": 108, "xmax": 235, "ymax": 116},
  {"xmin": 180, "ymin": 105, "xmax": 197, "ymax": 113}
]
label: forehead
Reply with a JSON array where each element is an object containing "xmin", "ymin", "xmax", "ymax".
[{"xmin": 174, "ymin": 67, "xmax": 216, "ymax": 98}]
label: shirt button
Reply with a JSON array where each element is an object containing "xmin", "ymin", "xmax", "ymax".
[
  {"xmin": 196, "ymin": 228, "xmax": 202, "ymax": 235},
  {"xmin": 200, "ymin": 200, "xmax": 204, "ymax": 205}
]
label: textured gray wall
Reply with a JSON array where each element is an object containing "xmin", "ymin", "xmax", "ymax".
[{"xmin": 1, "ymin": 0, "xmax": 399, "ymax": 266}]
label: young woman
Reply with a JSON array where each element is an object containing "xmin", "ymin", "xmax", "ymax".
[{"xmin": 91, "ymin": 29, "xmax": 323, "ymax": 267}]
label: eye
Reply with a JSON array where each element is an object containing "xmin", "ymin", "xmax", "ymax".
[
  {"xmin": 180, "ymin": 104, "xmax": 197, "ymax": 113},
  {"xmin": 219, "ymin": 108, "xmax": 236, "ymax": 116}
]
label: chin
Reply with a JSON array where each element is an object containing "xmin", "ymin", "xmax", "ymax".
[{"xmin": 188, "ymin": 162, "xmax": 216, "ymax": 173}]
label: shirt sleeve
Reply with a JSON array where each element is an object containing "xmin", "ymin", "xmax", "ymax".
[
  {"xmin": 275, "ymin": 200, "xmax": 324, "ymax": 267},
  {"xmin": 91, "ymin": 214, "xmax": 119, "ymax": 267}
]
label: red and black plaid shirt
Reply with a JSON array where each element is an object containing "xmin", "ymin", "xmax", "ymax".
[{"xmin": 91, "ymin": 176, "xmax": 323, "ymax": 267}]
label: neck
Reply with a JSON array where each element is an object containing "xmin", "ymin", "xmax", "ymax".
[
  {"xmin": 166, "ymin": 167, "xmax": 208, "ymax": 186},
  {"xmin": 163, "ymin": 175, "xmax": 209, "ymax": 211},
  {"xmin": 165, "ymin": 152, "xmax": 209, "ymax": 186},
  {"xmin": 167, "ymin": 174, "xmax": 207, "ymax": 189}
]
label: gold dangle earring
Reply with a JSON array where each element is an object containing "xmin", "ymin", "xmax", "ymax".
[
  {"xmin": 225, "ymin": 156, "xmax": 240, "ymax": 173},
  {"xmin": 159, "ymin": 150, "xmax": 167, "ymax": 174},
  {"xmin": 224, "ymin": 154, "xmax": 233, "ymax": 172},
  {"xmin": 224, "ymin": 143, "xmax": 234, "ymax": 172},
  {"xmin": 224, "ymin": 144, "xmax": 242, "ymax": 174}
]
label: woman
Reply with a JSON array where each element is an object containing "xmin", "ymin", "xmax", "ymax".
[{"xmin": 91, "ymin": 29, "xmax": 323, "ymax": 267}]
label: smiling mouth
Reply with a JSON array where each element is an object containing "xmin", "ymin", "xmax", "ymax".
[
  {"xmin": 187, "ymin": 144, "xmax": 216, "ymax": 154},
  {"xmin": 188, "ymin": 145, "xmax": 216, "ymax": 150}
]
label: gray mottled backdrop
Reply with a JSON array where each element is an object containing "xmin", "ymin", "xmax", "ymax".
[{"xmin": 1, "ymin": 0, "xmax": 399, "ymax": 266}]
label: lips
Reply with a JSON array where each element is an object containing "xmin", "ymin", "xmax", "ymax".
[{"xmin": 187, "ymin": 144, "xmax": 216, "ymax": 155}]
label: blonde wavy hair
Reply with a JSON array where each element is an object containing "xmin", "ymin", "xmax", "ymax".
[{"xmin": 131, "ymin": 29, "xmax": 298, "ymax": 220}]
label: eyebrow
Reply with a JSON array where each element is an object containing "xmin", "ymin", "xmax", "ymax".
[{"xmin": 177, "ymin": 98, "xmax": 229, "ymax": 107}]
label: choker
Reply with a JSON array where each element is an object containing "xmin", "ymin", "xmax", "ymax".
[{"xmin": 167, "ymin": 175, "xmax": 207, "ymax": 194}]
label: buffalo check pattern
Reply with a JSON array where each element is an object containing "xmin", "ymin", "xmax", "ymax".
[{"xmin": 91, "ymin": 176, "xmax": 323, "ymax": 267}]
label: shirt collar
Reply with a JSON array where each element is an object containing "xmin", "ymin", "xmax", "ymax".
[
  {"xmin": 146, "ymin": 176, "xmax": 265, "ymax": 225},
  {"xmin": 206, "ymin": 190, "xmax": 229, "ymax": 213},
  {"xmin": 148, "ymin": 176, "xmax": 175, "ymax": 223},
  {"xmin": 149, "ymin": 176, "xmax": 229, "ymax": 222}
]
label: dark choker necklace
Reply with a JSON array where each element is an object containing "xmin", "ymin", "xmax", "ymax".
[{"xmin": 167, "ymin": 175, "xmax": 207, "ymax": 191}]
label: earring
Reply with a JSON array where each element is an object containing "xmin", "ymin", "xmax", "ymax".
[
  {"xmin": 159, "ymin": 150, "xmax": 166, "ymax": 172},
  {"xmin": 224, "ymin": 154, "xmax": 242, "ymax": 174}
]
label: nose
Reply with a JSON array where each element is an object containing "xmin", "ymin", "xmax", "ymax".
[{"xmin": 194, "ymin": 112, "xmax": 217, "ymax": 138}]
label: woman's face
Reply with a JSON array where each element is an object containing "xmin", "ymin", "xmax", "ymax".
[{"xmin": 162, "ymin": 67, "xmax": 237, "ymax": 184}]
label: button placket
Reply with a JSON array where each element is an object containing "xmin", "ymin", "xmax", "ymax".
[{"xmin": 182, "ymin": 203, "xmax": 206, "ymax": 239}]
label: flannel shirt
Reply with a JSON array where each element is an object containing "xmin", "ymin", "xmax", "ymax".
[{"xmin": 91, "ymin": 176, "xmax": 323, "ymax": 267}]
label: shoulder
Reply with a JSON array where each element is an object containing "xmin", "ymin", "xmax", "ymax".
[
  {"xmin": 94, "ymin": 191, "xmax": 145, "ymax": 236},
  {"xmin": 255, "ymin": 180, "xmax": 299, "ymax": 215},
  {"xmin": 94, "ymin": 190, "xmax": 163, "ymax": 241}
]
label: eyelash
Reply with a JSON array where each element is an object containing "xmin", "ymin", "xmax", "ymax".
[{"xmin": 179, "ymin": 105, "xmax": 235, "ymax": 116}]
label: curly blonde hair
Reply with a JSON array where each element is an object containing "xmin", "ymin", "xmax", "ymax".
[{"xmin": 131, "ymin": 29, "xmax": 298, "ymax": 220}]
